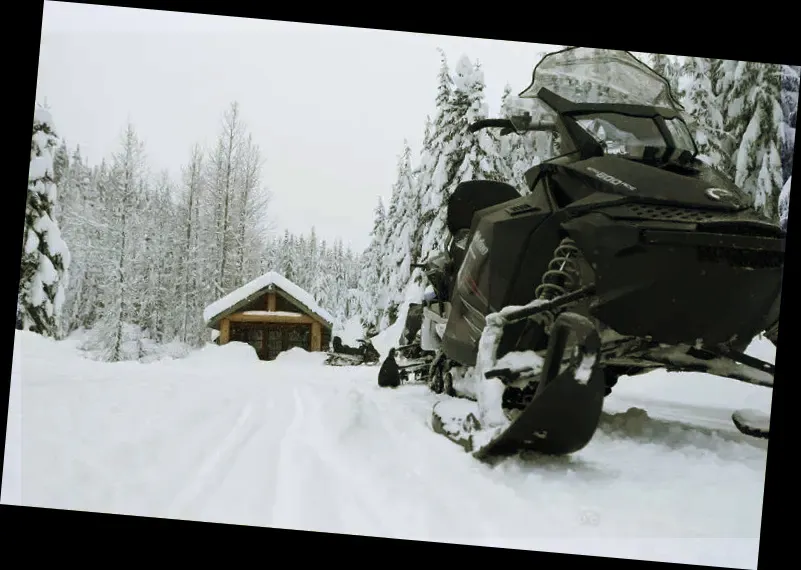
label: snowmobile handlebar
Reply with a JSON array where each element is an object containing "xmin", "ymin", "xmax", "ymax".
[
  {"xmin": 468, "ymin": 117, "xmax": 557, "ymax": 135},
  {"xmin": 468, "ymin": 119, "xmax": 513, "ymax": 132}
]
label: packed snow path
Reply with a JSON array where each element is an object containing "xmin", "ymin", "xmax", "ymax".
[{"xmin": 3, "ymin": 331, "xmax": 773, "ymax": 569}]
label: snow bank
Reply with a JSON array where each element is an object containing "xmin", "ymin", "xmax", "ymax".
[
  {"xmin": 273, "ymin": 346, "xmax": 329, "ymax": 366},
  {"xmin": 370, "ymin": 302, "xmax": 410, "ymax": 360},
  {"xmin": 202, "ymin": 271, "xmax": 334, "ymax": 326},
  {"xmin": 183, "ymin": 341, "xmax": 261, "ymax": 366},
  {"xmin": 368, "ymin": 277, "xmax": 433, "ymax": 359},
  {"xmin": 15, "ymin": 329, "xmax": 76, "ymax": 361}
]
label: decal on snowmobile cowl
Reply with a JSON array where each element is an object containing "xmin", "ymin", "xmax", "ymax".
[
  {"xmin": 561, "ymin": 156, "xmax": 749, "ymax": 210},
  {"xmin": 704, "ymin": 187, "xmax": 742, "ymax": 207},
  {"xmin": 584, "ymin": 166, "xmax": 637, "ymax": 193}
]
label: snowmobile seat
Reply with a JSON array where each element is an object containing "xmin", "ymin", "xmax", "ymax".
[
  {"xmin": 446, "ymin": 180, "xmax": 521, "ymax": 236},
  {"xmin": 332, "ymin": 336, "xmax": 363, "ymax": 356}
]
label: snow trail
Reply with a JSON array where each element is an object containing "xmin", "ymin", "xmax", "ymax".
[{"xmin": 3, "ymin": 331, "xmax": 773, "ymax": 569}]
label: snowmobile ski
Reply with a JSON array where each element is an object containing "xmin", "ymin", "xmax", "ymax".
[
  {"xmin": 431, "ymin": 312, "xmax": 607, "ymax": 459},
  {"xmin": 732, "ymin": 409, "xmax": 770, "ymax": 438}
]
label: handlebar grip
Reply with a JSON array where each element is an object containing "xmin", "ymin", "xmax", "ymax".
[{"xmin": 468, "ymin": 119, "xmax": 513, "ymax": 133}]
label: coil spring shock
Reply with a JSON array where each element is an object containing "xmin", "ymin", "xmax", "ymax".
[{"xmin": 533, "ymin": 237, "xmax": 582, "ymax": 329}]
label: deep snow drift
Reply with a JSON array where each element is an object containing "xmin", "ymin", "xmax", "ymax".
[{"xmin": 3, "ymin": 329, "xmax": 774, "ymax": 569}]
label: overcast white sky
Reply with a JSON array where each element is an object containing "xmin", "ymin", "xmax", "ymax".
[{"xmin": 36, "ymin": 2, "xmax": 561, "ymax": 252}]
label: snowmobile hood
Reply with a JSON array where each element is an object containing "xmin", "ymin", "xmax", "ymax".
[{"xmin": 554, "ymin": 156, "xmax": 751, "ymax": 212}]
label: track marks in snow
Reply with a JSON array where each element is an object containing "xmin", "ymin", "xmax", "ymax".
[{"xmin": 166, "ymin": 402, "xmax": 256, "ymax": 519}]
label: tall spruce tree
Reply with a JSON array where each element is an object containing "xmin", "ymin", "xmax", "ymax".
[{"xmin": 19, "ymin": 105, "xmax": 71, "ymax": 338}]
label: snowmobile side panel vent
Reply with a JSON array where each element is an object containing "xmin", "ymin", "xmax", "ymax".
[{"xmin": 601, "ymin": 204, "xmax": 719, "ymax": 223}]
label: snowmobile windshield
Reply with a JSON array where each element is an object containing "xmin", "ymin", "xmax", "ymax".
[
  {"xmin": 518, "ymin": 47, "xmax": 695, "ymax": 163},
  {"xmin": 518, "ymin": 47, "xmax": 682, "ymax": 110}
]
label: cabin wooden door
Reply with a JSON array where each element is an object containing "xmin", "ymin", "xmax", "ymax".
[
  {"xmin": 285, "ymin": 324, "xmax": 311, "ymax": 352},
  {"xmin": 266, "ymin": 327, "xmax": 283, "ymax": 360},
  {"xmin": 230, "ymin": 323, "xmax": 267, "ymax": 359},
  {"xmin": 263, "ymin": 324, "xmax": 311, "ymax": 360}
]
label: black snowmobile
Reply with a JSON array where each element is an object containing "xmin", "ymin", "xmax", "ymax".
[
  {"xmin": 325, "ymin": 335, "xmax": 381, "ymax": 366},
  {"xmin": 378, "ymin": 47, "xmax": 784, "ymax": 461}
]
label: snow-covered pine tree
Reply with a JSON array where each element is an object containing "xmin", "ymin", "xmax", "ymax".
[
  {"xmin": 91, "ymin": 123, "xmax": 149, "ymax": 361},
  {"xmin": 58, "ymin": 145, "xmax": 93, "ymax": 333},
  {"xmin": 66, "ymin": 159, "xmax": 111, "ymax": 333},
  {"xmin": 414, "ymin": 49, "xmax": 459, "ymax": 257},
  {"xmin": 19, "ymin": 105, "xmax": 71, "ymax": 338},
  {"xmin": 208, "ymin": 101, "xmax": 246, "ymax": 295},
  {"xmin": 499, "ymin": 83, "xmax": 549, "ymax": 193},
  {"xmin": 726, "ymin": 61, "xmax": 785, "ymax": 221},
  {"xmin": 279, "ymin": 230, "xmax": 296, "ymax": 281},
  {"xmin": 232, "ymin": 134, "xmax": 270, "ymax": 286},
  {"xmin": 417, "ymin": 54, "xmax": 504, "ymax": 261},
  {"xmin": 51, "ymin": 140, "xmax": 70, "ymax": 223},
  {"xmin": 451, "ymin": 58, "xmax": 510, "ymax": 187},
  {"xmin": 136, "ymin": 170, "xmax": 179, "ymax": 343},
  {"xmin": 305, "ymin": 226, "xmax": 319, "ymax": 293},
  {"xmin": 382, "ymin": 141, "xmax": 424, "ymax": 318},
  {"xmin": 780, "ymin": 64, "xmax": 799, "ymax": 184},
  {"xmin": 709, "ymin": 58, "xmax": 743, "ymax": 179},
  {"xmin": 648, "ymin": 53, "xmax": 685, "ymax": 101},
  {"xmin": 357, "ymin": 197, "xmax": 388, "ymax": 329},
  {"xmin": 178, "ymin": 143, "xmax": 206, "ymax": 343},
  {"xmin": 679, "ymin": 57, "xmax": 730, "ymax": 169}
]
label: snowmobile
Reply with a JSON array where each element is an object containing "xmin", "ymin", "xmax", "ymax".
[
  {"xmin": 325, "ymin": 335, "xmax": 381, "ymax": 366},
  {"xmin": 378, "ymin": 46, "xmax": 784, "ymax": 461}
]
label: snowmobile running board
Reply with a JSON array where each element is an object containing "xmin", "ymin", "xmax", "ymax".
[{"xmin": 483, "ymin": 282, "xmax": 775, "ymax": 391}]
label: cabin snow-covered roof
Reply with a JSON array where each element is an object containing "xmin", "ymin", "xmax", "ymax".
[{"xmin": 203, "ymin": 271, "xmax": 335, "ymax": 328}]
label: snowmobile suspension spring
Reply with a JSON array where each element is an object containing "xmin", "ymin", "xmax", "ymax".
[{"xmin": 533, "ymin": 237, "xmax": 582, "ymax": 328}]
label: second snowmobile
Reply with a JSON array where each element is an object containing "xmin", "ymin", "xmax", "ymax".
[
  {"xmin": 325, "ymin": 335, "xmax": 381, "ymax": 366},
  {"xmin": 378, "ymin": 47, "xmax": 784, "ymax": 460}
]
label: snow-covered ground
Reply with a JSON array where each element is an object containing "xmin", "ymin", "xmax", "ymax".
[{"xmin": 2, "ymin": 329, "xmax": 775, "ymax": 569}]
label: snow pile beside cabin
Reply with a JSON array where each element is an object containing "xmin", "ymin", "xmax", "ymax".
[{"xmin": 202, "ymin": 271, "xmax": 335, "ymax": 326}]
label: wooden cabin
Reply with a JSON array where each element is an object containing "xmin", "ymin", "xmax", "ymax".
[{"xmin": 203, "ymin": 271, "xmax": 334, "ymax": 361}]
